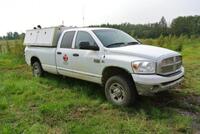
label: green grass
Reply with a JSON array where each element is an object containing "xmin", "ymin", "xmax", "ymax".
[{"xmin": 0, "ymin": 39, "xmax": 200, "ymax": 133}]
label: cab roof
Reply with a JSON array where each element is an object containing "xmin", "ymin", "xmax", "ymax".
[{"xmin": 69, "ymin": 27, "xmax": 113, "ymax": 31}]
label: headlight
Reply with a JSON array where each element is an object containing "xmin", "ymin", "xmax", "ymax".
[{"xmin": 131, "ymin": 61, "xmax": 156, "ymax": 74}]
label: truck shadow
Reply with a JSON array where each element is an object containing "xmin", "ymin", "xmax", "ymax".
[
  {"xmin": 44, "ymin": 72, "xmax": 200, "ymax": 120},
  {"xmin": 43, "ymin": 72, "xmax": 106, "ymax": 100}
]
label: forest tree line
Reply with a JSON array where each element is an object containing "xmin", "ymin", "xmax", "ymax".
[
  {"xmin": 0, "ymin": 15, "xmax": 200, "ymax": 40},
  {"xmin": 90, "ymin": 15, "xmax": 200, "ymax": 38},
  {"xmin": 0, "ymin": 32, "xmax": 25, "ymax": 40}
]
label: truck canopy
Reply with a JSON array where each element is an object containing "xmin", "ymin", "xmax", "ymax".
[{"xmin": 24, "ymin": 26, "xmax": 72, "ymax": 47}]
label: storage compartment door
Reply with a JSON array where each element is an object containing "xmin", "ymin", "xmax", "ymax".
[
  {"xmin": 24, "ymin": 30, "xmax": 38, "ymax": 45},
  {"xmin": 36, "ymin": 28, "xmax": 55, "ymax": 46}
]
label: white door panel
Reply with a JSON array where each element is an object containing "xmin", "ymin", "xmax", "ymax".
[
  {"xmin": 70, "ymin": 49, "xmax": 103, "ymax": 76},
  {"xmin": 56, "ymin": 31, "xmax": 76, "ymax": 75},
  {"xmin": 56, "ymin": 49, "xmax": 75, "ymax": 74}
]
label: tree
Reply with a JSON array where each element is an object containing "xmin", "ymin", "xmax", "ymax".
[
  {"xmin": 6, "ymin": 32, "xmax": 13, "ymax": 40},
  {"xmin": 19, "ymin": 33, "xmax": 25, "ymax": 40},
  {"xmin": 159, "ymin": 16, "xmax": 167, "ymax": 28},
  {"xmin": 13, "ymin": 32, "xmax": 19, "ymax": 39},
  {"xmin": 171, "ymin": 16, "xmax": 200, "ymax": 36},
  {"xmin": 1, "ymin": 32, "xmax": 21, "ymax": 40}
]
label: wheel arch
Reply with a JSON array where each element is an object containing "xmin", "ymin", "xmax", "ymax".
[
  {"xmin": 30, "ymin": 56, "xmax": 41, "ymax": 66},
  {"xmin": 102, "ymin": 66, "xmax": 135, "ymax": 87}
]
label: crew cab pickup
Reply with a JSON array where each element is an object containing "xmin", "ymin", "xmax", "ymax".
[{"xmin": 24, "ymin": 26, "xmax": 184, "ymax": 106}]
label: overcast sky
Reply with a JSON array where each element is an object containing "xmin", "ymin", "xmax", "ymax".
[{"xmin": 0, "ymin": 0, "xmax": 200, "ymax": 36}]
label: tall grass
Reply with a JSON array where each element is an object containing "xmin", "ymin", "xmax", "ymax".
[
  {"xmin": 0, "ymin": 37, "xmax": 200, "ymax": 133},
  {"xmin": 0, "ymin": 40, "xmax": 24, "ymax": 56}
]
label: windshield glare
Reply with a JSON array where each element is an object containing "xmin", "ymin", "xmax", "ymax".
[{"xmin": 92, "ymin": 29, "xmax": 139, "ymax": 48}]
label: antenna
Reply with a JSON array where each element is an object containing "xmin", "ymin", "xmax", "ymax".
[
  {"xmin": 82, "ymin": 14, "xmax": 85, "ymax": 27},
  {"xmin": 82, "ymin": 5, "xmax": 85, "ymax": 27},
  {"xmin": 62, "ymin": 20, "xmax": 64, "ymax": 26}
]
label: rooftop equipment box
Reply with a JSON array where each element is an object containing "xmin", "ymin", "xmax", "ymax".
[{"xmin": 24, "ymin": 27, "xmax": 63, "ymax": 47}]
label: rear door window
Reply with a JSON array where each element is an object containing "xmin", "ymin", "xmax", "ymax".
[{"xmin": 60, "ymin": 31, "xmax": 75, "ymax": 48}]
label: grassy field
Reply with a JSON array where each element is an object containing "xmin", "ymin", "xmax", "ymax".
[{"xmin": 0, "ymin": 38, "xmax": 200, "ymax": 134}]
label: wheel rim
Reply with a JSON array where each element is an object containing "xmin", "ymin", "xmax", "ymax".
[
  {"xmin": 33, "ymin": 65, "xmax": 40, "ymax": 76},
  {"xmin": 109, "ymin": 82, "xmax": 126, "ymax": 103}
]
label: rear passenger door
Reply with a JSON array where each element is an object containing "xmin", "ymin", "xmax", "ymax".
[{"xmin": 56, "ymin": 31, "xmax": 76, "ymax": 76}]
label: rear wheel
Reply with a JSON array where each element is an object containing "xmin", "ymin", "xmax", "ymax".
[
  {"xmin": 32, "ymin": 61, "xmax": 43, "ymax": 77},
  {"xmin": 105, "ymin": 75, "xmax": 137, "ymax": 106}
]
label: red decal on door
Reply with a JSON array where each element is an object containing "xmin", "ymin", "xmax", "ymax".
[{"xmin": 63, "ymin": 54, "xmax": 68, "ymax": 62}]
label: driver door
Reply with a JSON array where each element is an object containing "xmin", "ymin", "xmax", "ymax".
[{"xmin": 69, "ymin": 31, "xmax": 104, "ymax": 83}]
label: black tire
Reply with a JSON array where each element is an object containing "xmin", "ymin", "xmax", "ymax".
[
  {"xmin": 105, "ymin": 75, "xmax": 137, "ymax": 106},
  {"xmin": 32, "ymin": 61, "xmax": 43, "ymax": 77}
]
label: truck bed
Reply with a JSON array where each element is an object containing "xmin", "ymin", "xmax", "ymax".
[{"xmin": 25, "ymin": 46, "xmax": 58, "ymax": 74}]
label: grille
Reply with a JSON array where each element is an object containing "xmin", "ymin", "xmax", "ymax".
[{"xmin": 157, "ymin": 56, "xmax": 182, "ymax": 75}]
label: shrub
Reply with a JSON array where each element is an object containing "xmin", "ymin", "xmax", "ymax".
[{"xmin": 141, "ymin": 35, "xmax": 200, "ymax": 52}]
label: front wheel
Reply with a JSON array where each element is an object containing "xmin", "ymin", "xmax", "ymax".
[
  {"xmin": 32, "ymin": 61, "xmax": 43, "ymax": 77},
  {"xmin": 105, "ymin": 75, "xmax": 137, "ymax": 106}
]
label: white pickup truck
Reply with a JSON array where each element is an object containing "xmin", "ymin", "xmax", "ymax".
[{"xmin": 24, "ymin": 26, "xmax": 184, "ymax": 106}]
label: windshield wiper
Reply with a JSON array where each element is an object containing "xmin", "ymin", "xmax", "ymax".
[
  {"xmin": 106, "ymin": 42, "xmax": 125, "ymax": 48},
  {"xmin": 127, "ymin": 41, "xmax": 139, "ymax": 45},
  {"xmin": 121, "ymin": 41, "xmax": 139, "ymax": 47}
]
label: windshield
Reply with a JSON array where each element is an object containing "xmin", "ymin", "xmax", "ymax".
[{"xmin": 93, "ymin": 29, "xmax": 139, "ymax": 48}]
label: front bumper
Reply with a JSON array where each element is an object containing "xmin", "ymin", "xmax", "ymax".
[{"xmin": 132, "ymin": 67, "xmax": 184, "ymax": 95}]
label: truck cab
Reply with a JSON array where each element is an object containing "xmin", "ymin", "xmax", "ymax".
[{"xmin": 24, "ymin": 26, "xmax": 184, "ymax": 106}]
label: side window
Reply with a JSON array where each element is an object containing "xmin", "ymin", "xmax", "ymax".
[
  {"xmin": 75, "ymin": 31, "xmax": 98, "ymax": 49},
  {"xmin": 60, "ymin": 31, "xmax": 75, "ymax": 48}
]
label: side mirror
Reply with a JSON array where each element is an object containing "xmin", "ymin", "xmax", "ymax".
[{"xmin": 79, "ymin": 42, "xmax": 99, "ymax": 51}]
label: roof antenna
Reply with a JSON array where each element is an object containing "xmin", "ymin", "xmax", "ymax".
[
  {"xmin": 82, "ymin": 5, "xmax": 85, "ymax": 27},
  {"xmin": 62, "ymin": 20, "xmax": 64, "ymax": 26}
]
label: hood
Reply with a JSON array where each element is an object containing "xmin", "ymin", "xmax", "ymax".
[{"xmin": 107, "ymin": 44, "xmax": 180, "ymax": 60}]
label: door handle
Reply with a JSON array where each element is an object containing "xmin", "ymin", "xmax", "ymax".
[
  {"xmin": 73, "ymin": 53, "xmax": 79, "ymax": 57},
  {"xmin": 57, "ymin": 52, "xmax": 62, "ymax": 55},
  {"xmin": 93, "ymin": 58, "xmax": 100, "ymax": 63}
]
